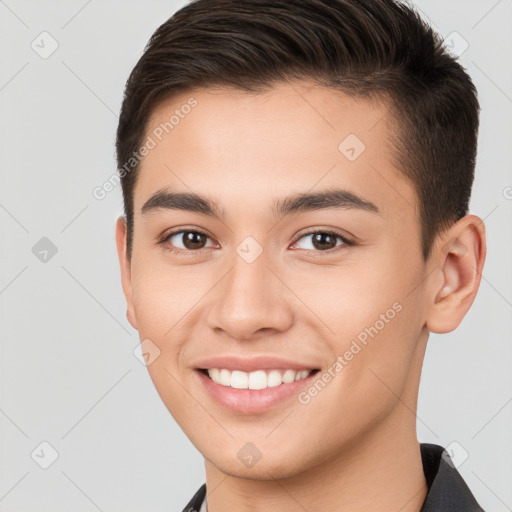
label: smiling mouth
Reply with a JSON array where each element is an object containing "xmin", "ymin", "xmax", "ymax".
[{"xmin": 198, "ymin": 368, "xmax": 320, "ymax": 390}]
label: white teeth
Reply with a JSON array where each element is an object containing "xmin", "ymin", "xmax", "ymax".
[
  {"xmin": 248, "ymin": 370, "xmax": 267, "ymax": 390},
  {"xmin": 219, "ymin": 369, "xmax": 231, "ymax": 386},
  {"xmin": 282, "ymin": 369, "xmax": 297, "ymax": 383},
  {"xmin": 267, "ymin": 370, "xmax": 282, "ymax": 388},
  {"xmin": 231, "ymin": 370, "xmax": 248, "ymax": 389},
  {"xmin": 206, "ymin": 368, "xmax": 313, "ymax": 389}
]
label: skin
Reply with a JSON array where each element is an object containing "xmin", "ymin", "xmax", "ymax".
[{"xmin": 115, "ymin": 80, "xmax": 486, "ymax": 512}]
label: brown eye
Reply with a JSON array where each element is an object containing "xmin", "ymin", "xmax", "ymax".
[
  {"xmin": 310, "ymin": 232, "xmax": 338, "ymax": 250},
  {"xmin": 162, "ymin": 229, "xmax": 214, "ymax": 253},
  {"xmin": 292, "ymin": 229, "xmax": 353, "ymax": 253},
  {"xmin": 180, "ymin": 231, "xmax": 208, "ymax": 250}
]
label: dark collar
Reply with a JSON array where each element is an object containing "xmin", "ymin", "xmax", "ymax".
[
  {"xmin": 182, "ymin": 443, "xmax": 484, "ymax": 512},
  {"xmin": 420, "ymin": 443, "xmax": 484, "ymax": 511},
  {"xmin": 182, "ymin": 482, "xmax": 206, "ymax": 512}
]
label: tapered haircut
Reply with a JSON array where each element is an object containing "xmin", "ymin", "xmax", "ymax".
[{"xmin": 116, "ymin": 0, "xmax": 479, "ymax": 260}]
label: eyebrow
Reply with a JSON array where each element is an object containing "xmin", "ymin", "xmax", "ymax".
[{"xmin": 141, "ymin": 187, "xmax": 380, "ymax": 219}]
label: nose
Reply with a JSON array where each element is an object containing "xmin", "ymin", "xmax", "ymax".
[{"xmin": 205, "ymin": 247, "xmax": 294, "ymax": 341}]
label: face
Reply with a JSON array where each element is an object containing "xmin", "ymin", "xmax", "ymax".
[{"xmin": 117, "ymin": 81, "xmax": 434, "ymax": 479}]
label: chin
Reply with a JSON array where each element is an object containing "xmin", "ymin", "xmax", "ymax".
[{"xmin": 206, "ymin": 450, "xmax": 304, "ymax": 481}]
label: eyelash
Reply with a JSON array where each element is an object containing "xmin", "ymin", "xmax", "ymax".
[{"xmin": 158, "ymin": 228, "xmax": 355, "ymax": 256}]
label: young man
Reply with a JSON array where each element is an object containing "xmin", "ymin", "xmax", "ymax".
[{"xmin": 114, "ymin": 0, "xmax": 486, "ymax": 510}]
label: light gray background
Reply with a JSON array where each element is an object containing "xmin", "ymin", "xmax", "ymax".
[{"xmin": 0, "ymin": 1, "xmax": 511, "ymax": 511}]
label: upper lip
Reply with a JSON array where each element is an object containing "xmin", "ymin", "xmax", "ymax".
[{"xmin": 194, "ymin": 355, "xmax": 320, "ymax": 373}]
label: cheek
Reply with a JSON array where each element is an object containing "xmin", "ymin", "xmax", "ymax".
[
  {"xmin": 129, "ymin": 266, "xmax": 190, "ymax": 404},
  {"xmin": 287, "ymin": 258, "xmax": 423, "ymax": 409},
  {"xmin": 129, "ymin": 260, "xmax": 204, "ymax": 413},
  {"xmin": 130, "ymin": 258, "xmax": 192, "ymax": 337},
  {"xmin": 287, "ymin": 258, "xmax": 408, "ymax": 344}
]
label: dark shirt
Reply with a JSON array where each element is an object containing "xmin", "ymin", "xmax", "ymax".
[{"xmin": 181, "ymin": 443, "xmax": 485, "ymax": 512}]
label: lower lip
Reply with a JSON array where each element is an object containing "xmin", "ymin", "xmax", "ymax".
[{"xmin": 195, "ymin": 369, "xmax": 319, "ymax": 414}]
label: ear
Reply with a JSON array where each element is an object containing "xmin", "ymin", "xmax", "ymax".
[
  {"xmin": 425, "ymin": 215, "xmax": 486, "ymax": 334},
  {"xmin": 115, "ymin": 216, "xmax": 138, "ymax": 331}
]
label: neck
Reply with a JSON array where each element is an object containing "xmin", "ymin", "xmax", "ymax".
[{"xmin": 204, "ymin": 409, "xmax": 427, "ymax": 512}]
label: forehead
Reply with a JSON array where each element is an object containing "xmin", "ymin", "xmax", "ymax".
[{"xmin": 134, "ymin": 81, "xmax": 417, "ymax": 222}]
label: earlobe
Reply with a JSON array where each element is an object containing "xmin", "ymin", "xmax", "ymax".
[
  {"xmin": 115, "ymin": 216, "xmax": 138, "ymax": 331},
  {"xmin": 425, "ymin": 215, "xmax": 486, "ymax": 334}
]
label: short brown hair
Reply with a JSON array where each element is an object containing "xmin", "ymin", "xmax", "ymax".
[{"xmin": 116, "ymin": 0, "xmax": 480, "ymax": 260}]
